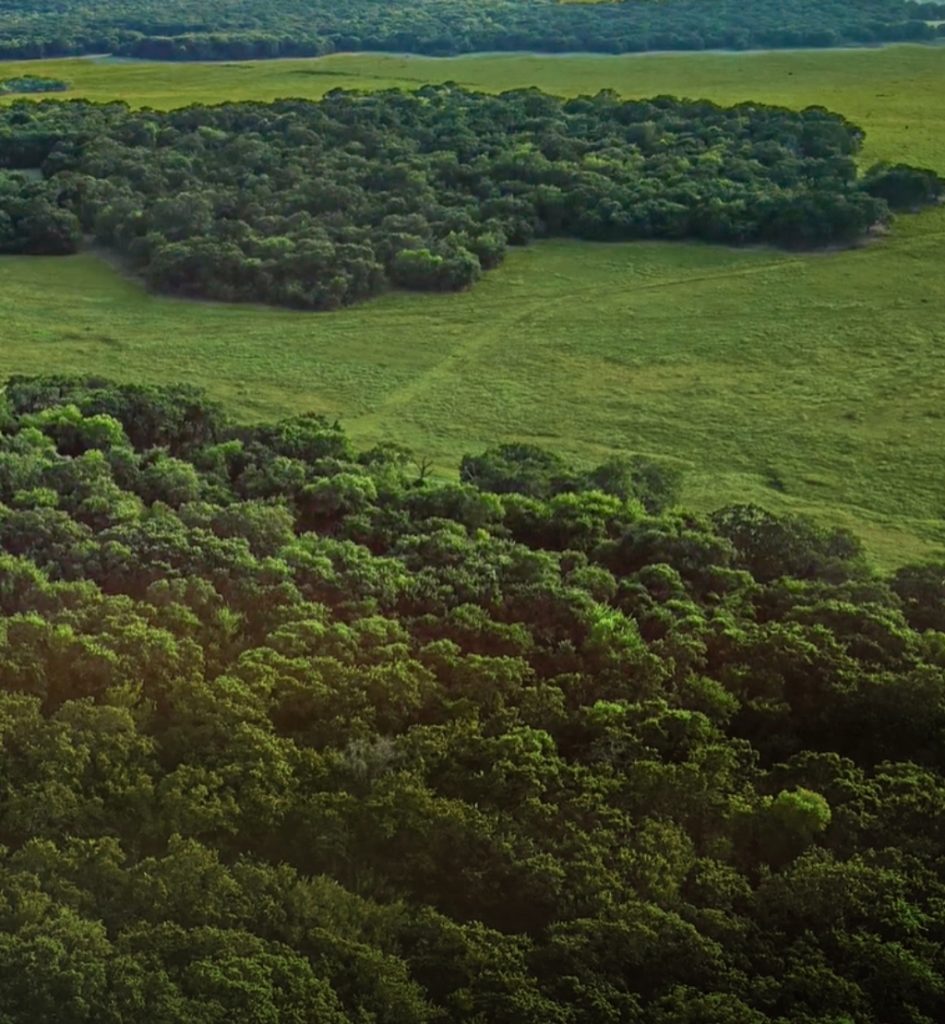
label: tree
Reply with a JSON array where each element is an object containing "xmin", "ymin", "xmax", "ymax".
[
  {"xmin": 712, "ymin": 504, "xmax": 865, "ymax": 583},
  {"xmin": 460, "ymin": 443, "xmax": 575, "ymax": 498},
  {"xmin": 864, "ymin": 162, "xmax": 943, "ymax": 209}
]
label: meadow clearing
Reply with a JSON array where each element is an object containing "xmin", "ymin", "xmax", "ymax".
[{"xmin": 1, "ymin": 45, "xmax": 944, "ymax": 566}]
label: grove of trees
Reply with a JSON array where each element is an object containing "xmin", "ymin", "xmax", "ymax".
[
  {"xmin": 0, "ymin": 88, "xmax": 940, "ymax": 309},
  {"xmin": 0, "ymin": 0, "xmax": 941, "ymax": 59},
  {"xmin": 0, "ymin": 75, "xmax": 68, "ymax": 95},
  {"xmin": 0, "ymin": 373, "xmax": 942, "ymax": 1021}
]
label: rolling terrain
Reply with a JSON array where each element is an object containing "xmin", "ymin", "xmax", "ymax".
[{"xmin": 2, "ymin": 45, "xmax": 945, "ymax": 565}]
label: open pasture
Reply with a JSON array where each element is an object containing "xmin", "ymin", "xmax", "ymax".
[{"xmin": 2, "ymin": 45, "xmax": 945, "ymax": 565}]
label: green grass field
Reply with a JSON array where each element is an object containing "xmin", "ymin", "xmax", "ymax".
[{"xmin": 2, "ymin": 46, "xmax": 945, "ymax": 566}]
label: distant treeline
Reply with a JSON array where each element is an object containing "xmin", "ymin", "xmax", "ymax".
[
  {"xmin": 0, "ymin": 0, "xmax": 941, "ymax": 60},
  {"xmin": 0, "ymin": 89, "xmax": 940, "ymax": 310}
]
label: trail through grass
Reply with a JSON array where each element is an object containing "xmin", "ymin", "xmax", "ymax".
[{"xmin": 2, "ymin": 45, "xmax": 945, "ymax": 566}]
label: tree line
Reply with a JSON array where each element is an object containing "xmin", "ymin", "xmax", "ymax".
[
  {"xmin": 0, "ymin": 0, "xmax": 941, "ymax": 60},
  {"xmin": 0, "ymin": 88, "xmax": 940, "ymax": 309},
  {"xmin": 0, "ymin": 372, "xmax": 942, "ymax": 1022}
]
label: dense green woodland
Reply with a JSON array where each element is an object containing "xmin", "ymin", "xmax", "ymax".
[
  {"xmin": 0, "ymin": 374, "xmax": 942, "ymax": 1022},
  {"xmin": 0, "ymin": 0, "xmax": 942, "ymax": 58},
  {"xmin": 0, "ymin": 89, "xmax": 939, "ymax": 309}
]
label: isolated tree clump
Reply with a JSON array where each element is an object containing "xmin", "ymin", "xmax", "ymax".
[{"xmin": 0, "ymin": 88, "xmax": 939, "ymax": 309}]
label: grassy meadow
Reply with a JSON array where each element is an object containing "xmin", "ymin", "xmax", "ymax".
[{"xmin": 2, "ymin": 46, "xmax": 945, "ymax": 565}]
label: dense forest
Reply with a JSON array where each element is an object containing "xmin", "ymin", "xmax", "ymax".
[
  {"xmin": 0, "ymin": 373, "xmax": 942, "ymax": 1021},
  {"xmin": 0, "ymin": 0, "xmax": 942, "ymax": 59},
  {"xmin": 0, "ymin": 89, "xmax": 940, "ymax": 309}
]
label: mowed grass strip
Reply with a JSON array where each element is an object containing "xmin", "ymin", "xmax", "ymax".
[{"xmin": 2, "ymin": 45, "xmax": 945, "ymax": 566}]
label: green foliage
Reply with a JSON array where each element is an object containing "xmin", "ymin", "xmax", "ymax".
[
  {"xmin": 1, "ymin": 88, "xmax": 935, "ymax": 308},
  {"xmin": 0, "ymin": 172, "xmax": 81, "ymax": 255},
  {"xmin": 863, "ymin": 161, "xmax": 944, "ymax": 209},
  {"xmin": 0, "ymin": 75, "xmax": 67, "ymax": 95},
  {"xmin": 0, "ymin": 375, "xmax": 942, "ymax": 1021},
  {"xmin": 892, "ymin": 562, "xmax": 945, "ymax": 632},
  {"xmin": 746, "ymin": 787, "xmax": 834, "ymax": 868},
  {"xmin": 712, "ymin": 504, "xmax": 867, "ymax": 583},
  {"xmin": 390, "ymin": 244, "xmax": 483, "ymax": 292},
  {"xmin": 0, "ymin": 0, "xmax": 939, "ymax": 60}
]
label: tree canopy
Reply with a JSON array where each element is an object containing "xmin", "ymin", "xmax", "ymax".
[
  {"xmin": 0, "ymin": 75, "xmax": 67, "ymax": 95},
  {"xmin": 0, "ymin": 0, "xmax": 941, "ymax": 60},
  {"xmin": 0, "ymin": 374, "xmax": 942, "ymax": 1022},
  {"xmin": 0, "ymin": 88, "xmax": 939, "ymax": 308}
]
